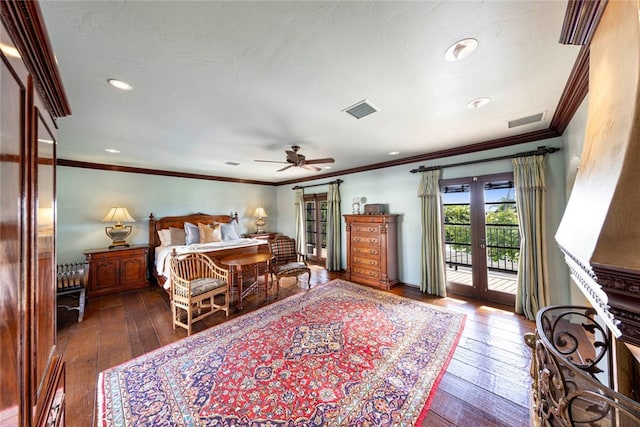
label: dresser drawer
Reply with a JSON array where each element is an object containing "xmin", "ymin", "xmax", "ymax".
[
  {"xmin": 352, "ymin": 267, "xmax": 381, "ymax": 279},
  {"xmin": 351, "ymin": 245, "xmax": 380, "ymax": 256},
  {"xmin": 352, "ymin": 224, "xmax": 380, "ymax": 234},
  {"xmin": 352, "ymin": 255, "xmax": 380, "ymax": 268},
  {"xmin": 351, "ymin": 234, "xmax": 380, "ymax": 245}
]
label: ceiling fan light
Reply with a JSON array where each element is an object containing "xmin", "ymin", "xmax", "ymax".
[{"xmin": 444, "ymin": 38, "xmax": 478, "ymax": 61}]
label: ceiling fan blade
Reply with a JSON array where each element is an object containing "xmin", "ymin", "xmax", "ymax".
[
  {"xmin": 255, "ymin": 160, "xmax": 288, "ymax": 164},
  {"xmin": 304, "ymin": 157, "xmax": 335, "ymax": 165},
  {"xmin": 277, "ymin": 165, "xmax": 294, "ymax": 172},
  {"xmin": 301, "ymin": 164, "xmax": 321, "ymax": 172}
]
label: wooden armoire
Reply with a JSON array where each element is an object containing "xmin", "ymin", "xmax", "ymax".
[{"xmin": 1, "ymin": 1, "xmax": 71, "ymax": 426}]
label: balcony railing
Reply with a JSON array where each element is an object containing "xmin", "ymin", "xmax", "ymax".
[
  {"xmin": 526, "ymin": 306, "xmax": 640, "ymax": 426},
  {"xmin": 445, "ymin": 223, "xmax": 519, "ymax": 273}
]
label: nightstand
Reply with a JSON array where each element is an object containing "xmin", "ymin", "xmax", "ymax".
[
  {"xmin": 84, "ymin": 244, "xmax": 149, "ymax": 297},
  {"xmin": 246, "ymin": 232, "xmax": 279, "ymax": 241}
]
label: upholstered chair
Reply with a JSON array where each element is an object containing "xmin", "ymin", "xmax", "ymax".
[
  {"xmin": 169, "ymin": 250, "xmax": 229, "ymax": 335},
  {"xmin": 268, "ymin": 235, "xmax": 311, "ymax": 295}
]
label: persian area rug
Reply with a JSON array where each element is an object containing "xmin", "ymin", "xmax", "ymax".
[{"xmin": 97, "ymin": 279, "xmax": 465, "ymax": 426}]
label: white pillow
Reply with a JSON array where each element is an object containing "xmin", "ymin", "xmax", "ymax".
[
  {"xmin": 157, "ymin": 229, "xmax": 171, "ymax": 246},
  {"xmin": 158, "ymin": 227, "xmax": 186, "ymax": 246},
  {"xmin": 220, "ymin": 222, "xmax": 240, "ymax": 241}
]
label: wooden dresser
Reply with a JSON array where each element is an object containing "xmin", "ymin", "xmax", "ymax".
[
  {"xmin": 344, "ymin": 214, "xmax": 399, "ymax": 290},
  {"xmin": 84, "ymin": 245, "xmax": 149, "ymax": 297}
]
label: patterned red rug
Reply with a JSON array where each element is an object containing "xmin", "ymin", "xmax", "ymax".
[{"xmin": 97, "ymin": 279, "xmax": 465, "ymax": 426}]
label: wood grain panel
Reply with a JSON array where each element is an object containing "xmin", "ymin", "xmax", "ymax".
[{"xmin": 0, "ymin": 45, "xmax": 26, "ymax": 425}]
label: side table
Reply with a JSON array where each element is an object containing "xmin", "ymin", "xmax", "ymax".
[
  {"xmin": 220, "ymin": 252, "xmax": 272, "ymax": 309},
  {"xmin": 246, "ymin": 232, "xmax": 279, "ymax": 242}
]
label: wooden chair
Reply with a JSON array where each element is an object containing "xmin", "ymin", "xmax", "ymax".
[
  {"xmin": 268, "ymin": 235, "xmax": 311, "ymax": 295},
  {"xmin": 56, "ymin": 262, "xmax": 88, "ymax": 322},
  {"xmin": 169, "ymin": 250, "xmax": 229, "ymax": 335}
]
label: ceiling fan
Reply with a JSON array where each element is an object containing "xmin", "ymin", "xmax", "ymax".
[{"xmin": 255, "ymin": 145, "xmax": 335, "ymax": 172}]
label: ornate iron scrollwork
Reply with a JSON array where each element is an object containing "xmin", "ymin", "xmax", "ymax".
[{"xmin": 526, "ymin": 306, "xmax": 640, "ymax": 426}]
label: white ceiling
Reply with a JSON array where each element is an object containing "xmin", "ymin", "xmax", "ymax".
[{"xmin": 39, "ymin": 1, "xmax": 580, "ymax": 183}]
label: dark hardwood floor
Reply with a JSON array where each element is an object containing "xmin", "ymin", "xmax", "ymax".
[{"xmin": 56, "ymin": 265, "xmax": 534, "ymax": 427}]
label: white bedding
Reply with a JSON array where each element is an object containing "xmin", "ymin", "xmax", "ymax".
[{"xmin": 155, "ymin": 238, "xmax": 267, "ymax": 289}]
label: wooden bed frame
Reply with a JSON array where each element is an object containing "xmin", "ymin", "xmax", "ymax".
[{"xmin": 148, "ymin": 212, "xmax": 269, "ymax": 288}]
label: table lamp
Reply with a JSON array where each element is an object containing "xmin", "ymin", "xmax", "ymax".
[
  {"xmin": 253, "ymin": 207, "xmax": 267, "ymax": 233},
  {"xmin": 102, "ymin": 207, "xmax": 135, "ymax": 249}
]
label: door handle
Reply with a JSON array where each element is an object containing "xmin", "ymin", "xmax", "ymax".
[{"xmin": 479, "ymin": 237, "xmax": 486, "ymax": 249}]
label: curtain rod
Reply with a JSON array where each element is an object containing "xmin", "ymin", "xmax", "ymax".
[
  {"xmin": 292, "ymin": 178, "xmax": 343, "ymax": 190},
  {"xmin": 409, "ymin": 146, "xmax": 560, "ymax": 174}
]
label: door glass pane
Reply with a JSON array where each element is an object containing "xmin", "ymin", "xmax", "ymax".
[
  {"xmin": 305, "ymin": 201, "xmax": 317, "ymax": 257},
  {"xmin": 319, "ymin": 200, "xmax": 328, "ymax": 259},
  {"xmin": 484, "ymin": 180, "xmax": 518, "ymax": 294},
  {"xmin": 442, "ymin": 184, "xmax": 473, "ymax": 287}
]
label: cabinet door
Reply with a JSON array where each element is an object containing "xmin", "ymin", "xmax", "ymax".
[
  {"xmin": 0, "ymin": 40, "xmax": 28, "ymax": 425},
  {"xmin": 120, "ymin": 254, "xmax": 146, "ymax": 286},
  {"xmin": 93, "ymin": 259, "xmax": 119, "ymax": 291},
  {"xmin": 33, "ymin": 109, "xmax": 56, "ymax": 404}
]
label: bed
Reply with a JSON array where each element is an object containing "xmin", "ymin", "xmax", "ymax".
[{"xmin": 148, "ymin": 212, "xmax": 270, "ymax": 291}]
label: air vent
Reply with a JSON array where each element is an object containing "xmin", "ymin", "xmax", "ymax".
[
  {"xmin": 225, "ymin": 161, "xmax": 240, "ymax": 166},
  {"xmin": 508, "ymin": 112, "xmax": 545, "ymax": 128},
  {"xmin": 343, "ymin": 99, "xmax": 379, "ymax": 119}
]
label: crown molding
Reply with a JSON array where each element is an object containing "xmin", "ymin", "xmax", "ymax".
[
  {"xmin": 0, "ymin": 1, "xmax": 71, "ymax": 117},
  {"xmin": 56, "ymin": 159, "xmax": 277, "ymax": 186}
]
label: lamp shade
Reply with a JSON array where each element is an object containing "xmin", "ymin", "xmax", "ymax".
[
  {"xmin": 102, "ymin": 207, "xmax": 135, "ymax": 224},
  {"xmin": 253, "ymin": 207, "xmax": 267, "ymax": 218}
]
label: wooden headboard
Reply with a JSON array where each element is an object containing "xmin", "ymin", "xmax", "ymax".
[
  {"xmin": 148, "ymin": 212, "xmax": 239, "ymax": 248},
  {"xmin": 148, "ymin": 212, "xmax": 239, "ymax": 278}
]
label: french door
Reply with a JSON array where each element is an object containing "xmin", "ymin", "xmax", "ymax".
[
  {"xmin": 304, "ymin": 193, "xmax": 327, "ymax": 263},
  {"xmin": 440, "ymin": 173, "xmax": 518, "ymax": 306}
]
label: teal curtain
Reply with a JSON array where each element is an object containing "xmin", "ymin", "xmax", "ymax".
[
  {"xmin": 513, "ymin": 155, "xmax": 549, "ymax": 320},
  {"xmin": 418, "ymin": 170, "xmax": 446, "ymax": 296},
  {"xmin": 326, "ymin": 183, "xmax": 341, "ymax": 271},
  {"xmin": 294, "ymin": 189, "xmax": 307, "ymax": 255}
]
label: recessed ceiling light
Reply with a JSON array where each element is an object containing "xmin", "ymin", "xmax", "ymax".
[
  {"xmin": 388, "ymin": 151, "xmax": 400, "ymax": 156},
  {"xmin": 444, "ymin": 38, "xmax": 478, "ymax": 62},
  {"xmin": 323, "ymin": 166, "xmax": 332, "ymax": 169},
  {"xmin": 107, "ymin": 79, "xmax": 133, "ymax": 91},
  {"xmin": 105, "ymin": 148, "xmax": 121, "ymax": 154},
  {"xmin": 467, "ymin": 97, "xmax": 491, "ymax": 109}
]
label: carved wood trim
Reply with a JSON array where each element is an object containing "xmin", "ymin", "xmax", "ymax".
[
  {"xmin": 550, "ymin": 46, "xmax": 589, "ymax": 135},
  {"xmin": 559, "ymin": 0, "xmax": 608, "ymax": 46},
  {"xmin": 592, "ymin": 263, "xmax": 640, "ymax": 347},
  {"xmin": 0, "ymin": 1, "xmax": 71, "ymax": 117}
]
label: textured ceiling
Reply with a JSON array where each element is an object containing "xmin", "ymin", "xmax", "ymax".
[{"xmin": 39, "ymin": 1, "xmax": 580, "ymax": 183}]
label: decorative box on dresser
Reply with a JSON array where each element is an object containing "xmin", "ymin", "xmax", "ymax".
[
  {"xmin": 84, "ymin": 245, "xmax": 150, "ymax": 297},
  {"xmin": 0, "ymin": 1, "xmax": 71, "ymax": 425},
  {"xmin": 344, "ymin": 214, "xmax": 399, "ymax": 290}
]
